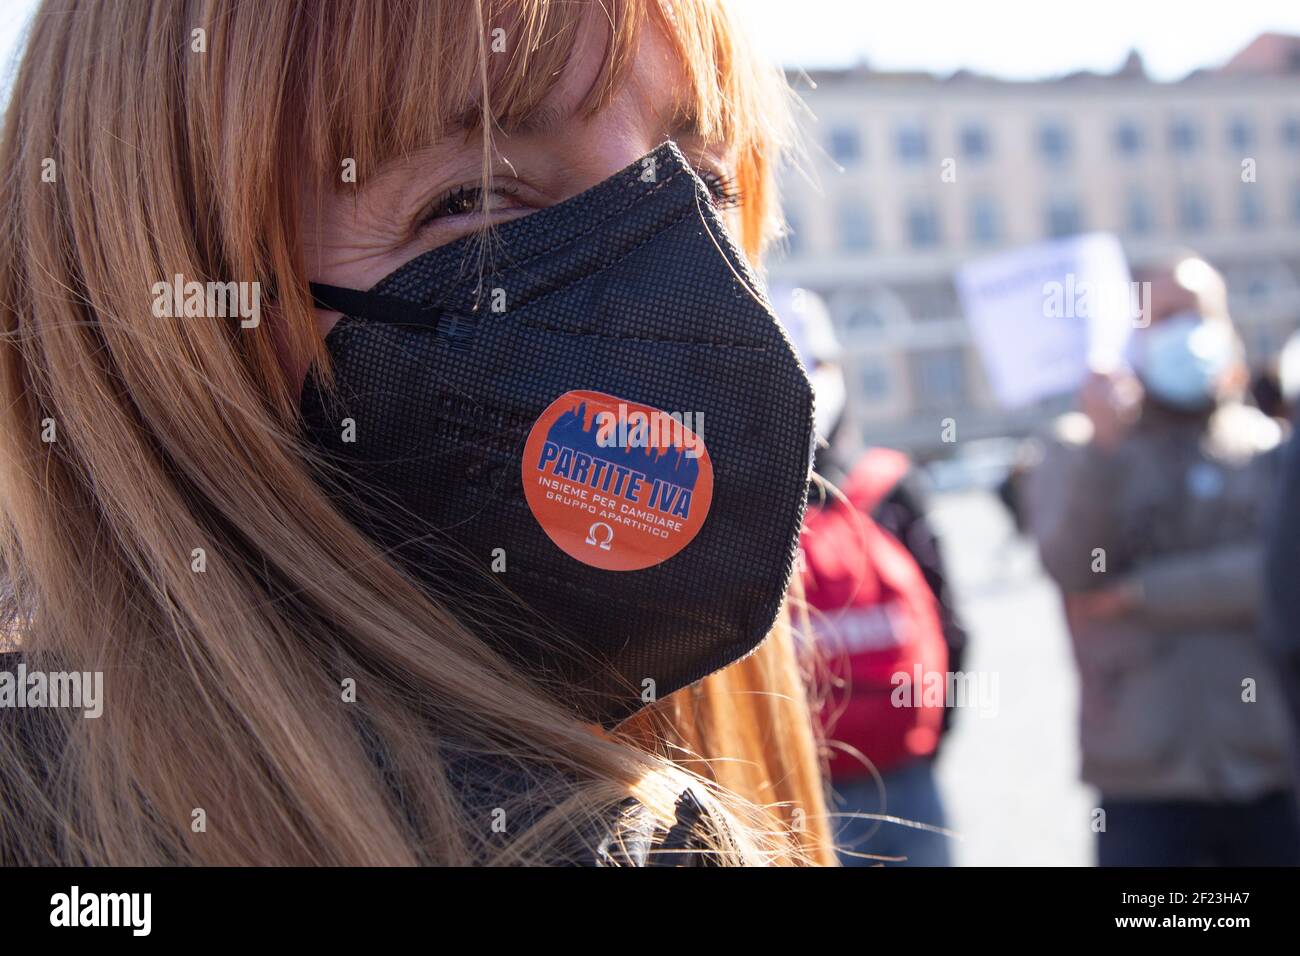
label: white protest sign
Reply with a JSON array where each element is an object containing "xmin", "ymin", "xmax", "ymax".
[{"xmin": 956, "ymin": 232, "xmax": 1139, "ymax": 408}]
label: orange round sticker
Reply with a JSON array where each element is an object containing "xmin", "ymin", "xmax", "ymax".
[{"xmin": 521, "ymin": 390, "xmax": 713, "ymax": 571}]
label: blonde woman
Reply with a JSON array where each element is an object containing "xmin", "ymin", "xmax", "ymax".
[{"xmin": 0, "ymin": 0, "xmax": 834, "ymax": 865}]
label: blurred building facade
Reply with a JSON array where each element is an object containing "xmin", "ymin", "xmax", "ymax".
[{"xmin": 768, "ymin": 36, "xmax": 1300, "ymax": 457}]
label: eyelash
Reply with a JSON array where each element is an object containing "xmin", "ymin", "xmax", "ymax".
[
  {"xmin": 416, "ymin": 165, "xmax": 743, "ymax": 231},
  {"xmin": 696, "ymin": 169, "xmax": 743, "ymax": 209},
  {"xmin": 417, "ymin": 183, "xmax": 523, "ymax": 227}
]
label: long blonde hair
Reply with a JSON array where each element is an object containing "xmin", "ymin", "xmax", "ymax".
[{"xmin": 0, "ymin": 0, "xmax": 832, "ymax": 865}]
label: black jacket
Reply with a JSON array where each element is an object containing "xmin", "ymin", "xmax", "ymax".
[{"xmin": 1263, "ymin": 433, "xmax": 1300, "ymax": 787}]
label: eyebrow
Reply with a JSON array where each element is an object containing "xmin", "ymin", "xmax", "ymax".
[
  {"xmin": 453, "ymin": 98, "xmax": 707, "ymax": 142},
  {"xmin": 447, "ymin": 102, "xmax": 567, "ymax": 136},
  {"xmin": 666, "ymin": 105, "xmax": 705, "ymax": 141},
  {"xmin": 509, "ymin": 103, "xmax": 570, "ymax": 136}
]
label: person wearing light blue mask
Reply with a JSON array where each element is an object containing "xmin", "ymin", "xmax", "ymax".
[
  {"xmin": 1128, "ymin": 310, "xmax": 1239, "ymax": 413},
  {"xmin": 1027, "ymin": 255, "xmax": 1300, "ymax": 867}
]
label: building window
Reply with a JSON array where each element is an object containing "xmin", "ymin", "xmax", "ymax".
[
  {"xmin": 896, "ymin": 122, "xmax": 929, "ymax": 164},
  {"xmin": 836, "ymin": 203, "xmax": 873, "ymax": 251},
  {"xmin": 1169, "ymin": 118, "xmax": 1199, "ymax": 154},
  {"xmin": 856, "ymin": 357, "xmax": 892, "ymax": 403},
  {"xmin": 1126, "ymin": 190, "xmax": 1155, "ymax": 235},
  {"xmin": 1038, "ymin": 122, "xmax": 1070, "ymax": 164},
  {"xmin": 838, "ymin": 289, "xmax": 910, "ymax": 343},
  {"xmin": 894, "ymin": 283, "xmax": 958, "ymax": 322},
  {"xmin": 1238, "ymin": 187, "xmax": 1265, "ymax": 229},
  {"xmin": 1178, "ymin": 186, "xmax": 1209, "ymax": 232},
  {"xmin": 912, "ymin": 349, "xmax": 968, "ymax": 410},
  {"xmin": 1114, "ymin": 121, "xmax": 1143, "ymax": 157},
  {"xmin": 1045, "ymin": 197, "xmax": 1082, "ymax": 238},
  {"xmin": 1283, "ymin": 117, "xmax": 1300, "ymax": 149},
  {"xmin": 969, "ymin": 197, "xmax": 1000, "ymax": 245},
  {"xmin": 959, "ymin": 123, "xmax": 990, "ymax": 160},
  {"xmin": 1227, "ymin": 117, "xmax": 1255, "ymax": 152},
  {"xmin": 1245, "ymin": 274, "xmax": 1275, "ymax": 305},
  {"xmin": 828, "ymin": 125, "xmax": 863, "ymax": 166},
  {"xmin": 843, "ymin": 306, "xmax": 885, "ymax": 336},
  {"xmin": 906, "ymin": 200, "xmax": 941, "ymax": 248}
]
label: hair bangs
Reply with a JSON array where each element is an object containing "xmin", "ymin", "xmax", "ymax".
[
  {"xmin": 280, "ymin": 1, "xmax": 627, "ymax": 191},
  {"xmin": 282, "ymin": 0, "xmax": 789, "ymax": 254}
]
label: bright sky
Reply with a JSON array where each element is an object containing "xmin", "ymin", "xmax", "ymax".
[
  {"xmin": 2, "ymin": 0, "xmax": 1300, "ymax": 91},
  {"xmin": 741, "ymin": 0, "xmax": 1300, "ymax": 80}
]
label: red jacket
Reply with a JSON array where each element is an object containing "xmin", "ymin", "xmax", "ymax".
[{"xmin": 800, "ymin": 449, "xmax": 949, "ymax": 779}]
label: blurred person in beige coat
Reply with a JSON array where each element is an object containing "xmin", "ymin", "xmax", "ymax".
[{"xmin": 1028, "ymin": 255, "xmax": 1300, "ymax": 866}]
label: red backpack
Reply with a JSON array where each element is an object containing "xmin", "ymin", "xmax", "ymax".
[{"xmin": 799, "ymin": 448, "xmax": 949, "ymax": 779}]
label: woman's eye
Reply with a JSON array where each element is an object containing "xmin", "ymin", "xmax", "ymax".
[
  {"xmin": 418, "ymin": 184, "xmax": 523, "ymax": 228},
  {"xmin": 696, "ymin": 168, "xmax": 742, "ymax": 209},
  {"xmin": 417, "ymin": 167, "xmax": 738, "ymax": 233}
]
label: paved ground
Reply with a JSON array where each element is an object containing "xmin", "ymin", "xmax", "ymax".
[{"xmin": 927, "ymin": 488, "xmax": 1099, "ymax": 866}]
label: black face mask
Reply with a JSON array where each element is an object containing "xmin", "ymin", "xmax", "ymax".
[{"xmin": 301, "ymin": 142, "xmax": 814, "ymax": 724}]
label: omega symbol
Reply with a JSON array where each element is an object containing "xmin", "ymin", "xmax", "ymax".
[{"xmin": 585, "ymin": 522, "xmax": 614, "ymax": 551}]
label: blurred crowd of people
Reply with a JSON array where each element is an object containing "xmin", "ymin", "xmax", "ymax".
[{"xmin": 781, "ymin": 253, "xmax": 1300, "ymax": 866}]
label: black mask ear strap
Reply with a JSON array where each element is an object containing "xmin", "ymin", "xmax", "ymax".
[
  {"xmin": 310, "ymin": 282, "xmax": 479, "ymax": 349},
  {"xmin": 309, "ymin": 282, "xmax": 442, "ymax": 329}
]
